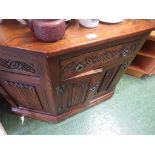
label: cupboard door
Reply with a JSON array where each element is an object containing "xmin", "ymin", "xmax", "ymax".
[
  {"xmin": 0, "ymin": 72, "xmax": 54, "ymax": 113},
  {"xmin": 107, "ymin": 60, "xmax": 131, "ymax": 92},
  {"xmin": 84, "ymin": 73, "xmax": 103, "ymax": 103},
  {"xmin": 86, "ymin": 60, "xmax": 131, "ymax": 102},
  {"xmin": 85, "ymin": 66, "xmax": 119, "ymax": 102},
  {"xmin": 60, "ymin": 76, "xmax": 91, "ymax": 112},
  {"xmin": 0, "ymin": 83, "xmax": 18, "ymax": 107},
  {"xmin": 60, "ymin": 68, "xmax": 104, "ymax": 112},
  {"xmin": 59, "ymin": 60, "xmax": 131, "ymax": 113},
  {"xmin": 97, "ymin": 66, "xmax": 119, "ymax": 94},
  {"xmin": 1, "ymin": 80, "xmax": 44, "ymax": 111}
]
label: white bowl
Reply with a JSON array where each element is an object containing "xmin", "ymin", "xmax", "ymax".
[
  {"xmin": 99, "ymin": 18, "xmax": 124, "ymax": 23},
  {"xmin": 79, "ymin": 19, "xmax": 99, "ymax": 28}
]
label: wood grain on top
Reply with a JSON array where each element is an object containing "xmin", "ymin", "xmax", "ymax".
[
  {"xmin": 0, "ymin": 19, "xmax": 155, "ymax": 56},
  {"xmin": 148, "ymin": 30, "xmax": 155, "ymax": 41}
]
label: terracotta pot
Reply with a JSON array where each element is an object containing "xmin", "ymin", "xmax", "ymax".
[{"xmin": 27, "ymin": 19, "xmax": 66, "ymax": 42}]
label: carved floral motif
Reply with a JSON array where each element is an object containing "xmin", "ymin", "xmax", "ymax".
[
  {"xmin": 62, "ymin": 41, "xmax": 140, "ymax": 74},
  {"xmin": 4, "ymin": 81, "xmax": 33, "ymax": 89},
  {"xmin": 0, "ymin": 57, "xmax": 35, "ymax": 73}
]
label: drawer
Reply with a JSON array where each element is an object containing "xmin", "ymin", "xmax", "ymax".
[{"xmin": 61, "ymin": 39, "xmax": 142, "ymax": 80}]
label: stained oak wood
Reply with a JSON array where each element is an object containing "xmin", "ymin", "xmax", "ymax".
[
  {"xmin": 0, "ymin": 19, "xmax": 155, "ymax": 56},
  {"xmin": 126, "ymin": 65, "xmax": 145, "ymax": 77},
  {"xmin": 148, "ymin": 30, "xmax": 155, "ymax": 41},
  {"xmin": 0, "ymin": 19, "xmax": 155, "ymax": 122}
]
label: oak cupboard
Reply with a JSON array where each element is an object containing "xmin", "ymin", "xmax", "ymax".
[{"xmin": 0, "ymin": 19, "xmax": 155, "ymax": 122}]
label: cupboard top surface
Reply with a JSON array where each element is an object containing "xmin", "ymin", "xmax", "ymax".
[
  {"xmin": 0, "ymin": 19, "xmax": 155, "ymax": 56},
  {"xmin": 148, "ymin": 30, "xmax": 155, "ymax": 41}
]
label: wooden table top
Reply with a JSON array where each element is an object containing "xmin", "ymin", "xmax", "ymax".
[
  {"xmin": 0, "ymin": 19, "xmax": 155, "ymax": 56},
  {"xmin": 148, "ymin": 30, "xmax": 155, "ymax": 41}
]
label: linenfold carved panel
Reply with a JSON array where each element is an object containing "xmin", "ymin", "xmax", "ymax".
[
  {"xmin": 2, "ymin": 81, "xmax": 44, "ymax": 111},
  {"xmin": 107, "ymin": 60, "xmax": 132, "ymax": 92},
  {"xmin": 61, "ymin": 78, "xmax": 90, "ymax": 111},
  {"xmin": 97, "ymin": 67, "xmax": 119, "ymax": 93}
]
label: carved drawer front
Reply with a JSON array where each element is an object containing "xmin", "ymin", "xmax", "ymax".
[
  {"xmin": 61, "ymin": 39, "xmax": 142, "ymax": 80},
  {"xmin": 0, "ymin": 53, "xmax": 39, "ymax": 77}
]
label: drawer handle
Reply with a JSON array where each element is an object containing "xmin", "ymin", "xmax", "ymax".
[
  {"xmin": 56, "ymin": 86, "xmax": 65, "ymax": 95},
  {"xmin": 122, "ymin": 48, "xmax": 129, "ymax": 57},
  {"xmin": 75, "ymin": 64, "xmax": 84, "ymax": 72},
  {"xmin": 90, "ymin": 86, "xmax": 97, "ymax": 92}
]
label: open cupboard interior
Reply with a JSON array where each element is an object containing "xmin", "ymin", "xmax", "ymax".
[{"xmin": 126, "ymin": 31, "xmax": 155, "ymax": 77}]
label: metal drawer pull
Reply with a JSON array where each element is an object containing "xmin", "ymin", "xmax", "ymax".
[
  {"xmin": 90, "ymin": 86, "xmax": 97, "ymax": 92},
  {"xmin": 122, "ymin": 48, "xmax": 129, "ymax": 57},
  {"xmin": 56, "ymin": 86, "xmax": 64, "ymax": 95},
  {"xmin": 75, "ymin": 64, "xmax": 84, "ymax": 72}
]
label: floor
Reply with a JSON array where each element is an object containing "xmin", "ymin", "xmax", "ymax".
[
  {"xmin": 0, "ymin": 74, "xmax": 155, "ymax": 135},
  {"xmin": 0, "ymin": 122, "xmax": 7, "ymax": 135}
]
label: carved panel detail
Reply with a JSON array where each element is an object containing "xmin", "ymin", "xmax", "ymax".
[
  {"xmin": 107, "ymin": 61, "xmax": 132, "ymax": 92},
  {"xmin": 61, "ymin": 78, "xmax": 90, "ymax": 112},
  {"xmin": 98, "ymin": 67, "xmax": 118, "ymax": 93},
  {"xmin": 121, "ymin": 61, "xmax": 131, "ymax": 70},
  {"xmin": 90, "ymin": 78, "xmax": 102, "ymax": 93},
  {"xmin": 2, "ymin": 81, "xmax": 44, "ymax": 111},
  {"xmin": 4, "ymin": 81, "xmax": 33, "ymax": 89},
  {"xmin": 61, "ymin": 40, "xmax": 140, "ymax": 75},
  {"xmin": 68, "ymin": 80, "xmax": 90, "ymax": 107},
  {"xmin": 0, "ymin": 57, "xmax": 35, "ymax": 73}
]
